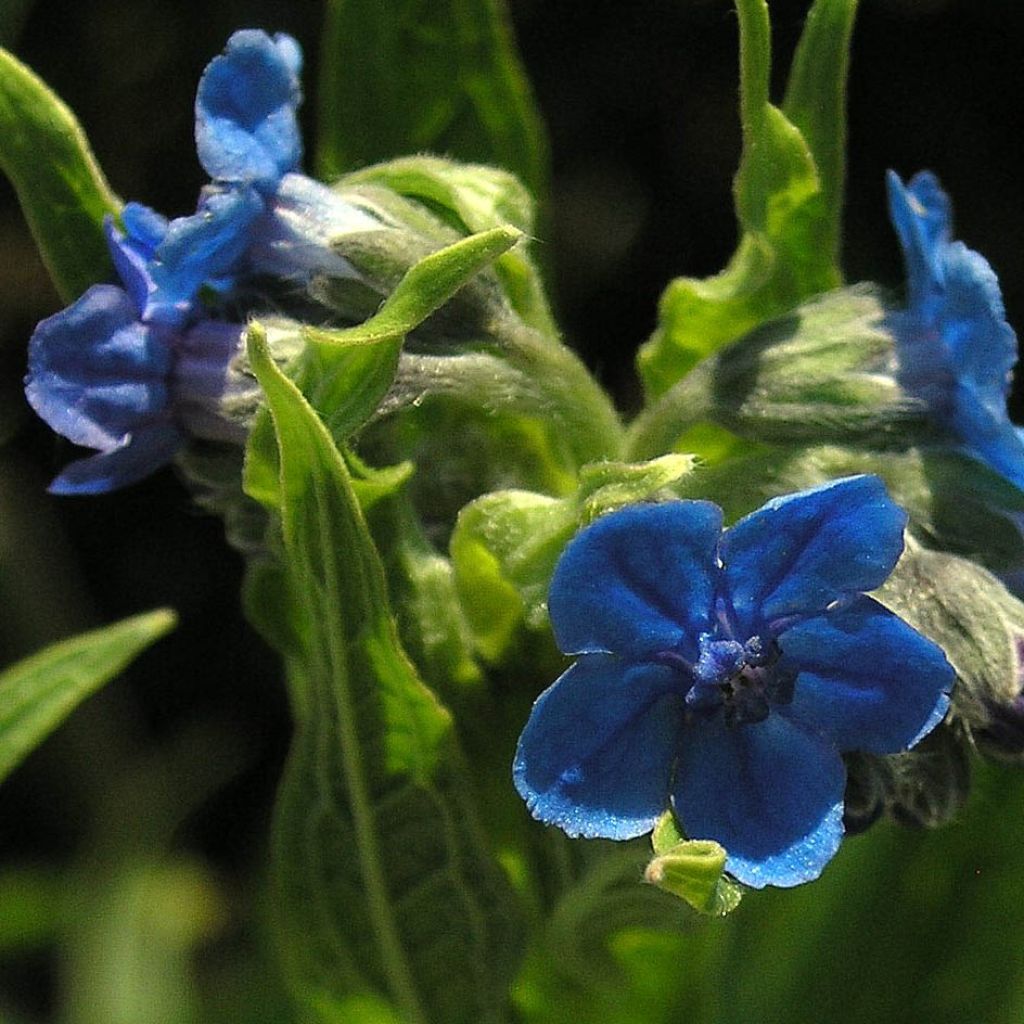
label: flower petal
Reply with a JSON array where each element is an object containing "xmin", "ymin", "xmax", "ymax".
[
  {"xmin": 779, "ymin": 595, "xmax": 952, "ymax": 754},
  {"xmin": 937, "ymin": 241, "xmax": 1017, "ymax": 403},
  {"xmin": 48, "ymin": 421, "xmax": 184, "ymax": 495},
  {"xmin": 674, "ymin": 713, "xmax": 845, "ymax": 888},
  {"xmin": 251, "ymin": 172, "xmax": 382, "ymax": 282},
  {"xmin": 720, "ymin": 475, "xmax": 905, "ymax": 633},
  {"xmin": 25, "ymin": 285, "xmax": 172, "ymax": 450},
  {"xmin": 144, "ymin": 187, "xmax": 264, "ymax": 325},
  {"xmin": 886, "ymin": 169, "xmax": 951, "ymax": 307},
  {"xmin": 548, "ymin": 501, "xmax": 721, "ymax": 660},
  {"xmin": 513, "ymin": 656, "xmax": 682, "ymax": 840},
  {"xmin": 195, "ymin": 30, "xmax": 303, "ymax": 187},
  {"xmin": 105, "ymin": 203, "xmax": 168, "ymax": 315},
  {"xmin": 947, "ymin": 388, "xmax": 1024, "ymax": 491}
]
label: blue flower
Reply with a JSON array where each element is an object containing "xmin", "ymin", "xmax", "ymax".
[
  {"xmin": 513, "ymin": 477, "xmax": 953, "ymax": 888},
  {"xmin": 887, "ymin": 171, "xmax": 1024, "ymax": 489},
  {"xmin": 25, "ymin": 30, "xmax": 373, "ymax": 494},
  {"xmin": 25, "ymin": 210, "xmax": 248, "ymax": 494}
]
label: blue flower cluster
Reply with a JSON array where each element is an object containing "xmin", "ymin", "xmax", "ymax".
[
  {"xmin": 887, "ymin": 170, "xmax": 1024, "ymax": 489},
  {"xmin": 514, "ymin": 477, "xmax": 953, "ymax": 888},
  {"xmin": 25, "ymin": 31, "xmax": 379, "ymax": 493}
]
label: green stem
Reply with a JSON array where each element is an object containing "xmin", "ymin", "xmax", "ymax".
[
  {"xmin": 625, "ymin": 362, "xmax": 716, "ymax": 460},
  {"xmin": 495, "ymin": 314, "xmax": 625, "ymax": 466},
  {"xmin": 735, "ymin": 0, "xmax": 771, "ymax": 145}
]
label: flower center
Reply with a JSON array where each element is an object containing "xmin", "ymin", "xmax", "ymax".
[{"xmin": 681, "ymin": 634, "xmax": 796, "ymax": 727}]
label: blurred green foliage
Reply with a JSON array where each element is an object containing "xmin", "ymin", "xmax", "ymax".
[{"xmin": 2, "ymin": 1, "xmax": 1024, "ymax": 1023}]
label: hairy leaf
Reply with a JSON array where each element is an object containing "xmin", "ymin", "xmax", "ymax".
[{"xmin": 248, "ymin": 328, "xmax": 522, "ymax": 1023}]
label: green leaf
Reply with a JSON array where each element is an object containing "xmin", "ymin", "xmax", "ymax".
[
  {"xmin": 367, "ymin": 491, "xmax": 484, "ymax": 696},
  {"xmin": 450, "ymin": 455, "xmax": 694, "ymax": 663},
  {"xmin": 305, "ymin": 224, "xmax": 523, "ymax": 351},
  {"xmin": 316, "ymin": 0, "xmax": 548, "ymax": 201},
  {"xmin": 0, "ymin": 610, "xmax": 176, "ymax": 784},
  {"xmin": 245, "ymin": 225, "xmax": 522, "ymax": 512},
  {"xmin": 637, "ymin": 0, "xmax": 855, "ymax": 400},
  {"xmin": 0, "ymin": 46, "xmax": 120, "ymax": 301},
  {"xmin": 247, "ymin": 327, "xmax": 523, "ymax": 1023},
  {"xmin": 782, "ymin": 0, "xmax": 859, "ymax": 262}
]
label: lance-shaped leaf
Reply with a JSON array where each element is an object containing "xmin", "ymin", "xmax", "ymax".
[
  {"xmin": 0, "ymin": 46, "xmax": 120, "ymax": 301},
  {"xmin": 0, "ymin": 610, "xmax": 176, "ymax": 784},
  {"xmin": 248, "ymin": 327, "xmax": 523, "ymax": 1023},
  {"xmin": 245, "ymin": 225, "xmax": 522, "ymax": 509},
  {"xmin": 316, "ymin": 0, "xmax": 548, "ymax": 202},
  {"xmin": 637, "ymin": 0, "xmax": 856, "ymax": 400},
  {"xmin": 304, "ymin": 224, "xmax": 522, "ymax": 436}
]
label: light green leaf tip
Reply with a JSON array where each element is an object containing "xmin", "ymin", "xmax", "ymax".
[
  {"xmin": 645, "ymin": 813, "xmax": 743, "ymax": 917},
  {"xmin": 304, "ymin": 224, "xmax": 523, "ymax": 350},
  {"xmin": 0, "ymin": 46, "xmax": 121, "ymax": 301},
  {"xmin": 0, "ymin": 609, "xmax": 176, "ymax": 784}
]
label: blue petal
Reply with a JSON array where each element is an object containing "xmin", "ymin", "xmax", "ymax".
[
  {"xmin": 886, "ymin": 170, "xmax": 951, "ymax": 307},
  {"xmin": 250, "ymin": 173, "xmax": 381, "ymax": 281},
  {"xmin": 195, "ymin": 30, "xmax": 303, "ymax": 188},
  {"xmin": 888, "ymin": 170, "xmax": 1021, "ymax": 487},
  {"xmin": 25, "ymin": 285, "xmax": 173, "ymax": 450},
  {"xmin": 780, "ymin": 595, "xmax": 952, "ymax": 753},
  {"xmin": 949, "ymin": 387, "xmax": 1024, "ymax": 491},
  {"xmin": 548, "ymin": 502, "xmax": 721, "ymax": 661},
  {"xmin": 513, "ymin": 656, "xmax": 682, "ymax": 839},
  {"xmin": 105, "ymin": 203, "xmax": 168, "ymax": 315},
  {"xmin": 673, "ymin": 713, "xmax": 845, "ymax": 889},
  {"xmin": 938, "ymin": 241, "xmax": 1017, "ymax": 402},
  {"xmin": 48, "ymin": 422, "xmax": 184, "ymax": 495},
  {"xmin": 144, "ymin": 187, "xmax": 264, "ymax": 325},
  {"xmin": 720, "ymin": 476, "xmax": 906, "ymax": 633}
]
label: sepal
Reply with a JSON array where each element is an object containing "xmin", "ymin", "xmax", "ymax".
[
  {"xmin": 643, "ymin": 812, "xmax": 743, "ymax": 917},
  {"xmin": 629, "ymin": 286, "xmax": 929, "ymax": 460}
]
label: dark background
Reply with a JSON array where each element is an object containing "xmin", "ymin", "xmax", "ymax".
[{"xmin": 1, "ymin": 0, "xmax": 1022, "ymax": 1010}]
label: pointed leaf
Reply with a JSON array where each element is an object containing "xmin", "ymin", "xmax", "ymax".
[
  {"xmin": 782, "ymin": 0, "xmax": 859, "ymax": 264},
  {"xmin": 0, "ymin": 46, "xmax": 120, "ymax": 300},
  {"xmin": 0, "ymin": 610, "xmax": 176, "ymax": 784},
  {"xmin": 248, "ymin": 327, "xmax": 523, "ymax": 1022},
  {"xmin": 343, "ymin": 156, "xmax": 556, "ymax": 335}
]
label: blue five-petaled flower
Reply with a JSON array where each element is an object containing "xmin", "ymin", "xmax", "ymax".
[
  {"xmin": 887, "ymin": 170, "xmax": 1024, "ymax": 490},
  {"xmin": 513, "ymin": 476, "xmax": 953, "ymax": 888}
]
